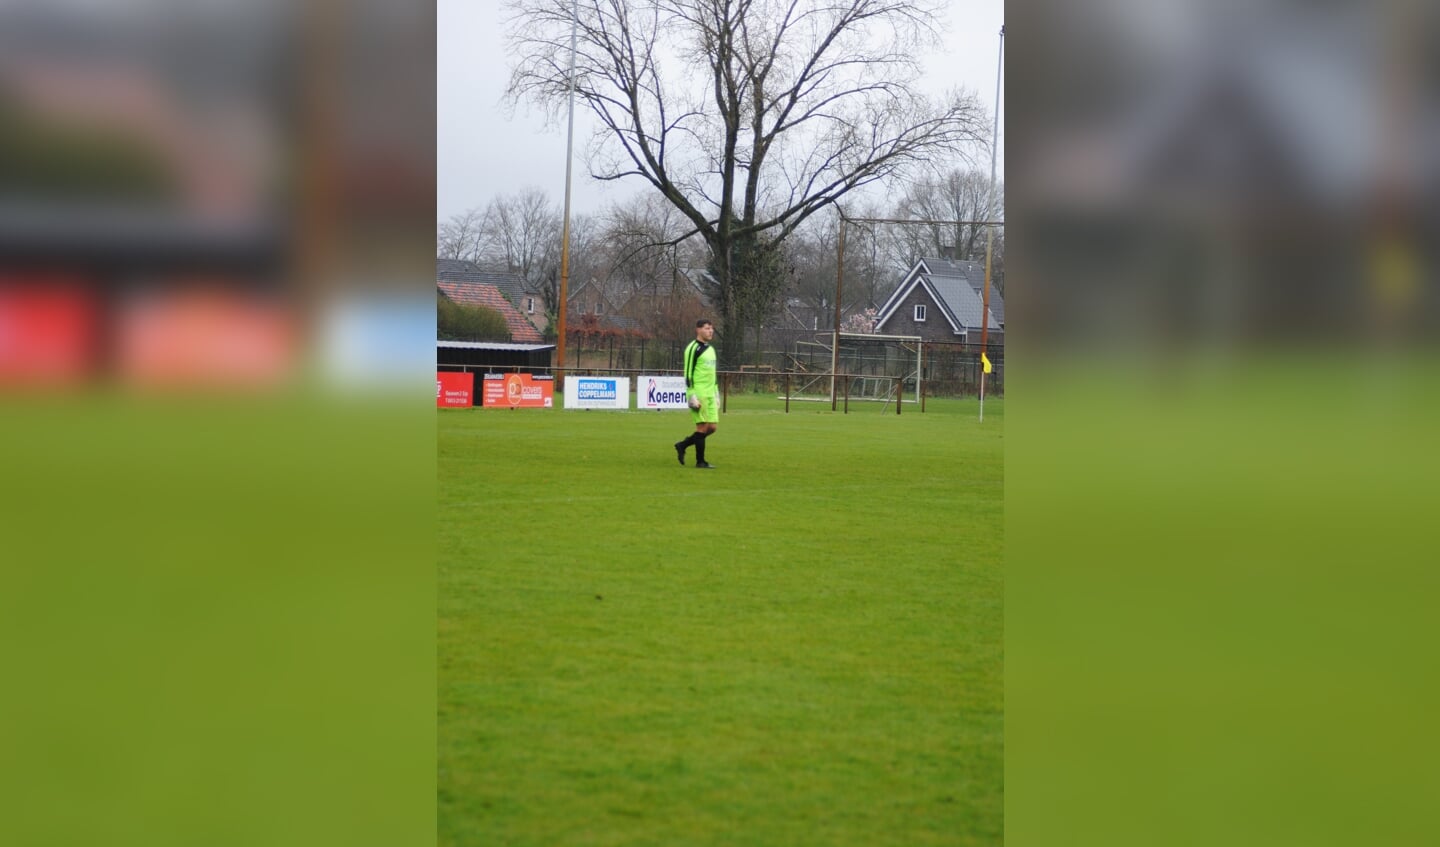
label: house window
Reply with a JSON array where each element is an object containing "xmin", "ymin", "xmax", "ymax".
[
  {"xmin": 914, "ymin": 304, "xmax": 927, "ymax": 322},
  {"xmin": 524, "ymin": 297, "xmax": 535, "ymax": 314},
  {"xmin": 595, "ymin": 301, "xmax": 604, "ymax": 315}
]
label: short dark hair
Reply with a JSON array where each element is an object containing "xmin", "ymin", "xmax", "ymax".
[{"xmin": 696, "ymin": 318, "xmax": 713, "ymax": 328}]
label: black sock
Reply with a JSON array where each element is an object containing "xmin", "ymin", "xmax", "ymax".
[
  {"xmin": 694, "ymin": 433, "xmax": 708, "ymax": 463},
  {"xmin": 678, "ymin": 433, "xmax": 698, "ymax": 448}
]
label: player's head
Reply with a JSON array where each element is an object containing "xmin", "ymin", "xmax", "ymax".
[{"xmin": 695, "ymin": 319, "xmax": 714, "ymax": 341}]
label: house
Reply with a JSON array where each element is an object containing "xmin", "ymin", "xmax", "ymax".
[
  {"xmin": 566, "ymin": 279, "xmax": 643, "ymax": 335},
  {"xmin": 607, "ymin": 270, "xmax": 709, "ymax": 343},
  {"xmin": 436, "ymin": 258, "xmax": 548, "ymax": 331},
  {"xmin": 872, "ymin": 257, "xmax": 1004, "ymax": 346},
  {"xmin": 437, "ymin": 280, "xmax": 544, "ymax": 343}
]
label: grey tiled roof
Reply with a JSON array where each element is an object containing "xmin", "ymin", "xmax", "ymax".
[
  {"xmin": 436, "ymin": 258, "xmax": 533, "ymax": 303},
  {"xmin": 437, "ymin": 257, "xmax": 479, "ymax": 277},
  {"xmin": 920, "ymin": 257, "xmax": 1003, "ymax": 329}
]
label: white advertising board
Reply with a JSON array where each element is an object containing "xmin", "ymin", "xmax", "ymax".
[
  {"xmin": 563, "ymin": 376, "xmax": 630, "ymax": 409},
  {"xmin": 636, "ymin": 375, "xmax": 690, "ymax": 410}
]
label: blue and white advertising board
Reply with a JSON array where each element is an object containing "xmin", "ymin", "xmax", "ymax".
[
  {"xmin": 563, "ymin": 376, "xmax": 630, "ymax": 409},
  {"xmin": 637, "ymin": 375, "xmax": 690, "ymax": 410}
]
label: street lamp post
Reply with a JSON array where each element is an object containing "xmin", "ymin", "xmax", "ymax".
[{"xmin": 555, "ymin": 0, "xmax": 579, "ymax": 381}]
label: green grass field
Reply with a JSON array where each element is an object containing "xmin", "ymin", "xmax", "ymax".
[{"xmin": 439, "ymin": 393, "xmax": 1003, "ymax": 846}]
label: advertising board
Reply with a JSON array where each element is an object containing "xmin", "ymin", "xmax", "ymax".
[
  {"xmin": 563, "ymin": 376, "xmax": 630, "ymax": 409},
  {"xmin": 636, "ymin": 375, "xmax": 690, "ymax": 410},
  {"xmin": 436, "ymin": 371, "xmax": 474, "ymax": 407},
  {"xmin": 481, "ymin": 372, "xmax": 554, "ymax": 408}
]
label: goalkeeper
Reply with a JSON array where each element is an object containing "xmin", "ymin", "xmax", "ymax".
[{"xmin": 674, "ymin": 318, "xmax": 719, "ymax": 469}]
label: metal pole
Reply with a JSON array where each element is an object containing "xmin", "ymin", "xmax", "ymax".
[
  {"xmin": 832, "ymin": 213, "xmax": 845, "ymax": 410},
  {"xmin": 979, "ymin": 24, "xmax": 1003, "ymax": 421},
  {"xmin": 555, "ymin": 0, "xmax": 579, "ymax": 384},
  {"xmin": 915, "ymin": 341, "xmax": 922, "ymax": 405},
  {"xmin": 919, "ymin": 343, "xmax": 926, "ymax": 412},
  {"xmin": 785, "ymin": 371, "xmax": 790, "ymax": 414}
]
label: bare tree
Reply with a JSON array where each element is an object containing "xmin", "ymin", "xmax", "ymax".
[
  {"xmin": 888, "ymin": 168, "xmax": 1003, "ymax": 265},
  {"xmin": 596, "ymin": 194, "xmax": 695, "ymax": 303},
  {"xmin": 841, "ymin": 196, "xmax": 895, "ymax": 311},
  {"xmin": 481, "ymin": 187, "xmax": 562, "ymax": 292},
  {"xmin": 438, "ymin": 207, "xmax": 486, "ymax": 262},
  {"xmin": 776, "ymin": 205, "xmax": 888, "ymax": 334},
  {"xmin": 441, "ymin": 189, "xmax": 584, "ymax": 327},
  {"xmin": 506, "ymin": 0, "xmax": 987, "ymax": 365},
  {"xmin": 560, "ymin": 210, "xmax": 603, "ymax": 306},
  {"xmin": 785, "ymin": 217, "xmax": 840, "ymax": 329}
]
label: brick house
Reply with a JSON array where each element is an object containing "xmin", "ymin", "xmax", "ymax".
[
  {"xmin": 436, "ymin": 258, "xmax": 548, "ymax": 332},
  {"xmin": 567, "ymin": 279, "xmax": 642, "ymax": 335},
  {"xmin": 872, "ymin": 257, "xmax": 1004, "ymax": 346},
  {"xmin": 436, "ymin": 281, "xmax": 544, "ymax": 343}
]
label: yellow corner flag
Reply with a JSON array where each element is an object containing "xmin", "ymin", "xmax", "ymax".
[{"xmin": 981, "ymin": 351, "xmax": 992, "ymax": 374}]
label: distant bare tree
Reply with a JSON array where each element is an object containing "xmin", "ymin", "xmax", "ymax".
[
  {"xmin": 989, "ymin": 225, "xmax": 1005, "ymax": 296},
  {"xmin": 598, "ymin": 194, "xmax": 695, "ymax": 302},
  {"xmin": 441, "ymin": 189, "xmax": 586, "ymax": 324},
  {"xmin": 438, "ymin": 207, "xmax": 486, "ymax": 262},
  {"xmin": 481, "ymin": 187, "xmax": 562, "ymax": 292},
  {"xmin": 887, "ymin": 168, "xmax": 1003, "ymax": 267},
  {"xmin": 785, "ymin": 218, "xmax": 840, "ymax": 329},
  {"xmin": 842, "ymin": 197, "xmax": 893, "ymax": 311},
  {"xmin": 560, "ymin": 211, "xmax": 602, "ymax": 298},
  {"xmin": 507, "ymin": 0, "xmax": 987, "ymax": 365}
]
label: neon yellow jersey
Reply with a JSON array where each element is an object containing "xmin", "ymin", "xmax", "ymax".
[{"xmin": 683, "ymin": 340, "xmax": 717, "ymax": 395}]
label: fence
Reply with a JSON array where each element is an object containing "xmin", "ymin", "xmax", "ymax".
[
  {"xmin": 445, "ymin": 330, "xmax": 1002, "ymax": 399},
  {"xmin": 434, "ymin": 363, "xmax": 1002, "ymax": 409}
]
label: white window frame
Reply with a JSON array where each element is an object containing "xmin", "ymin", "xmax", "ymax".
[
  {"xmin": 524, "ymin": 297, "xmax": 535, "ymax": 314},
  {"xmin": 914, "ymin": 304, "xmax": 927, "ymax": 322}
]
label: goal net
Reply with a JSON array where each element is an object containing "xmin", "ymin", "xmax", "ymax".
[{"xmin": 789, "ymin": 332, "xmax": 923, "ymax": 404}]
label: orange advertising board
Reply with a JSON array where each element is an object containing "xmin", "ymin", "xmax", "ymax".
[{"xmin": 481, "ymin": 372, "xmax": 554, "ymax": 408}]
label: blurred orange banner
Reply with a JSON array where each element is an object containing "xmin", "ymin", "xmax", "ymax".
[
  {"xmin": 0, "ymin": 282, "xmax": 97, "ymax": 384},
  {"xmin": 115, "ymin": 288, "xmax": 293, "ymax": 387}
]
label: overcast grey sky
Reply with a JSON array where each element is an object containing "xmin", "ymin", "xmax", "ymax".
[{"xmin": 437, "ymin": 0, "xmax": 1005, "ymax": 223}]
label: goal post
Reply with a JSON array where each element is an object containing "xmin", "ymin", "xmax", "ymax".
[
  {"xmin": 787, "ymin": 332, "xmax": 923, "ymax": 405},
  {"xmin": 836, "ymin": 332, "xmax": 923, "ymax": 405}
]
